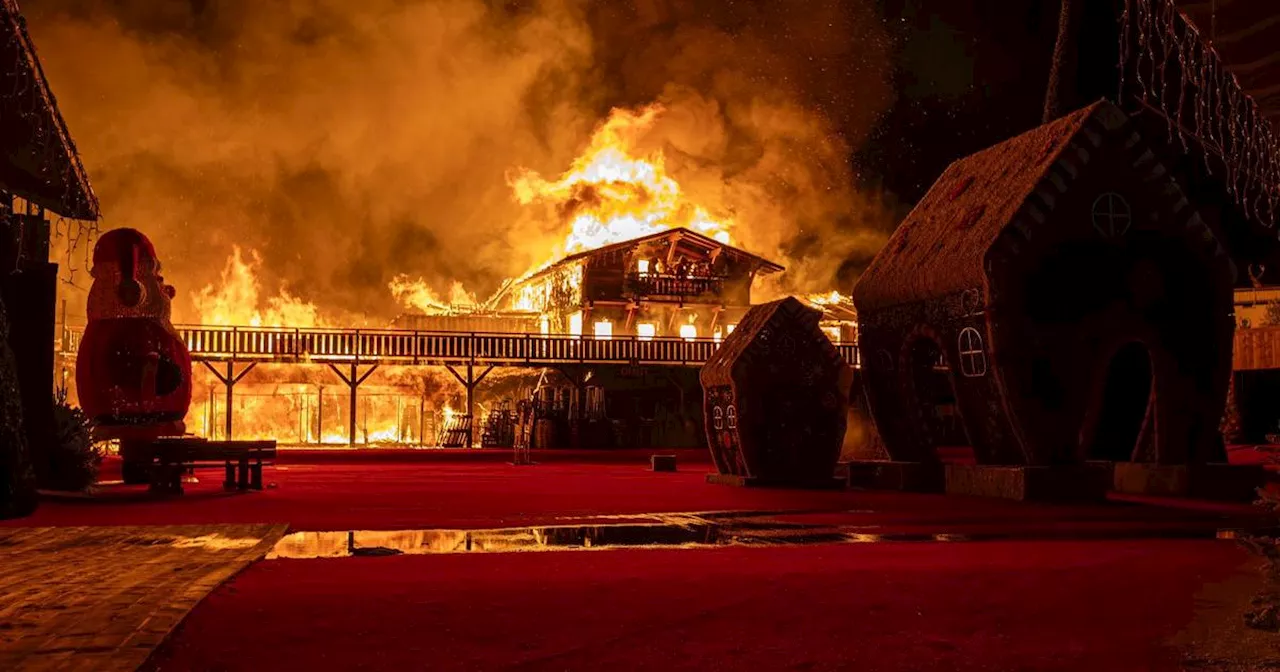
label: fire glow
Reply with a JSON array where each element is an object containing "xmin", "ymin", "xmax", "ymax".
[
  {"xmin": 178, "ymin": 102, "xmax": 853, "ymax": 446},
  {"xmin": 507, "ymin": 104, "xmax": 733, "ymax": 258}
]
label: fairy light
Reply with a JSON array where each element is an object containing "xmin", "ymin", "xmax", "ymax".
[{"xmin": 1120, "ymin": 0, "xmax": 1280, "ymax": 228}]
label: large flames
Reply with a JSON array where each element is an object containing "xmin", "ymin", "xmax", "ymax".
[
  {"xmin": 507, "ymin": 104, "xmax": 733, "ymax": 257},
  {"xmin": 194, "ymin": 247, "xmax": 328, "ymax": 328},
  {"xmin": 193, "ymin": 104, "xmax": 735, "ymax": 324},
  {"xmin": 176, "ymin": 102, "xmax": 838, "ymax": 446},
  {"xmin": 388, "ymin": 276, "xmax": 478, "ymax": 316}
]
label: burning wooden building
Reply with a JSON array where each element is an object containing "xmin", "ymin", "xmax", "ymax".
[
  {"xmin": 482, "ymin": 227, "xmax": 785, "ymax": 340},
  {"xmin": 398, "ymin": 227, "xmax": 793, "ymax": 449}
]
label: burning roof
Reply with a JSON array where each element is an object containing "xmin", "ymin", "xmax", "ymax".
[{"xmin": 524, "ymin": 227, "xmax": 783, "ymax": 280}]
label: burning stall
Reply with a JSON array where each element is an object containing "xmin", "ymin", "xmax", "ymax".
[{"xmin": 488, "ymin": 227, "xmax": 784, "ymax": 340}]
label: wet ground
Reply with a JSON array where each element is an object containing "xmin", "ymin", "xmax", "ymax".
[{"xmin": 267, "ymin": 508, "xmax": 1263, "ymax": 559}]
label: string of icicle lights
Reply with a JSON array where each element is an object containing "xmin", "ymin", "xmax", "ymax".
[{"xmin": 1119, "ymin": 0, "xmax": 1280, "ymax": 228}]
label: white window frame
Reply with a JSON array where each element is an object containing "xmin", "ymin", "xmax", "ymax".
[
  {"xmin": 1092, "ymin": 192, "xmax": 1132, "ymax": 238},
  {"xmin": 957, "ymin": 327, "xmax": 987, "ymax": 378}
]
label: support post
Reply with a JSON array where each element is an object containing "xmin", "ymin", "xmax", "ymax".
[
  {"xmin": 419, "ymin": 382, "xmax": 427, "ymax": 447},
  {"xmin": 202, "ymin": 361, "xmax": 256, "ymax": 441},
  {"xmin": 317, "ymin": 385, "xmax": 324, "ymax": 444},
  {"xmin": 445, "ymin": 361, "xmax": 494, "ymax": 447},
  {"xmin": 328, "ymin": 363, "xmax": 378, "ymax": 446},
  {"xmin": 554, "ymin": 365, "xmax": 589, "ymax": 448}
]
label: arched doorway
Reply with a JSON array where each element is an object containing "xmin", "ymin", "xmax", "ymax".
[
  {"xmin": 1088, "ymin": 342, "xmax": 1153, "ymax": 462},
  {"xmin": 905, "ymin": 337, "xmax": 970, "ymax": 462}
]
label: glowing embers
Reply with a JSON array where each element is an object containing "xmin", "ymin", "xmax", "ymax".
[
  {"xmin": 822, "ymin": 326, "xmax": 841, "ymax": 344},
  {"xmin": 806, "ymin": 290, "xmax": 849, "ymax": 306}
]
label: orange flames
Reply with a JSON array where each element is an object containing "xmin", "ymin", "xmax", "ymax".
[
  {"xmin": 508, "ymin": 104, "xmax": 733, "ymax": 257},
  {"xmin": 176, "ymin": 102, "xmax": 822, "ymax": 446},
  {"xmin": 193, "ymin": 247, "xmax": 328, "ymax": 328},
  {"xmin": 193, "ymin": 104, "xmax": 737, "ymax": 324},
  {"xmin": 388, "ymin": 276, "xmax": 478, "ymax": 316},
  {"xmin": 806, "ymin": 290, "xmax": 852, "ymax": 307}
]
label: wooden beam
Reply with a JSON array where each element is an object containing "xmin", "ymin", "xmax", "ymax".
[
  {"xmin": 231, "ymin": 362, "xmax": 257, "ymax": 385},
  {"xmin": 355, "ymin": 365, "xmax": 378, "ymax": 386},
  {"xmin": 327, "ymin": 363, "xmax": 353, "ymax": 386},
  {"xmin": 201, "ymin": 360, "xmax": 231, "ymax": 385}
]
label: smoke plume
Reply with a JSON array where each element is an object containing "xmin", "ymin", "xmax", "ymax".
[{"xmin": 30, "ymin": 0, "xmax": 896, "ymax": 321}]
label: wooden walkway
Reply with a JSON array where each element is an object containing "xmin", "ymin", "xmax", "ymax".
[
  {"xmin": 0, "ymin": 524, "xmax": 286, "ymax": 671},
  {"xmin": 61, "ymin": 325, "xmax": 861, "ymax": 368}
]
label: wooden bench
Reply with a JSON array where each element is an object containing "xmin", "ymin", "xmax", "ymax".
[{"xmin": 121, "ymin": 438, "xmax": 276, "ymax": 495}]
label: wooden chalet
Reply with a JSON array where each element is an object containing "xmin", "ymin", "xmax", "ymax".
[{"xmin": 487, "ymin": 227, "xmax": 784, "ymax": 340}]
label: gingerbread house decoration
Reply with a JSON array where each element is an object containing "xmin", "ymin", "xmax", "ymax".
[
  {"xmin": 700, "ymin": 296, "xmax": 853, "ymax": 486},
  {"xmin": 853, "ymin": 100, "xmax": 1236, "ymax": 468}
]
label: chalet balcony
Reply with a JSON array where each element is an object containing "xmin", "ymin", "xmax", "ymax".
[{"xmin": 625, "ymin": 272, "xmax": 725, "ymax": 299}]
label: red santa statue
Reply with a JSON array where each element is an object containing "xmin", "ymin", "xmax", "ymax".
[{"xmin": 76, "ymin": 228, "xmax": 192, "ymax": 440}]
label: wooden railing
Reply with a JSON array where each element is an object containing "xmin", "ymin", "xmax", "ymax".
[
  {"xmin": 625, "ymin": 273, "xmax": 725, "ymax": 298},
  {"xmin": 61, "ymin": 324, "xmax": 861, "ymax": 368}
]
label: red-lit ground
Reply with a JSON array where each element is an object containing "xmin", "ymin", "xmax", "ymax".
[
  {"xmin": 143, "ymin": 540, "xmax": 1255, "ymax": 672},
  {"xmin": 6, "ymin": 452, "xmax": 1267, "ymax": 533},
  {"xmin": 14, "ymin": 450, "xmax": 1277, "ymax": 670}
]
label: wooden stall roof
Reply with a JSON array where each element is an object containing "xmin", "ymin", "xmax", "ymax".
[{"xmin": 0, "ymin": 0, "xmax": 97, "ymax": 220}]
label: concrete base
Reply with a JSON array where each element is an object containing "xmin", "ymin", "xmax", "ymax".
[
  {"xmin": 705, "ymin": 473, "xmax": 846, "ymax": 490},
  {"xmin": 944, "ymin": 463, "xmax": 1113, "ymax": 502},
  {"xmin": 650, "ymin": 455, "xmax": 678, "ymax": 472},
  {"xmin": 845, "ymin": 461, "xmax": 945, "ymax": 492},
  {"xmin": 1112, "ymin": 462, "xmax": 1267, "ymax": 502}
]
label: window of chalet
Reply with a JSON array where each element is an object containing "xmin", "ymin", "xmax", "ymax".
[
  {"xmin": 1092, "ymin": 193, "xmax": 1132, "ymax": 238},
  {"xmin": 957, "ymin": 327, "xmax": 987, "ymax": 377}
]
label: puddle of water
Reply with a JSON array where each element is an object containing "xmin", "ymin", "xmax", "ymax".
[
  {"xmin": 170, "ymin": 534, "xmax": 263, "ymax": 550},
  {"xmin": 264, "ymin": 509, "xmax": 1239, "ymax": 560}
]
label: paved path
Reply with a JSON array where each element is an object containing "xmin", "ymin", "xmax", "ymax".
[{"xmin": 0, "ymin": 524, "xmax": 286, "ymax": 671}]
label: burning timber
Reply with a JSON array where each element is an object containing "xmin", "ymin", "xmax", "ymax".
[
  {"xmin": 59, "ymin": 229, "xmax": 860, "ymax": 450},
  {"xmin": 392, "ymin": 228, "xmax": 857, "ymax": 344}
]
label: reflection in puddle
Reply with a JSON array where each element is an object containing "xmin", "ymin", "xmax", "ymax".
[
  {"xmin": 266, "ymin": 508, "xmax": 1236, "ymax": 560},
  {"xmin": 170, "ymin": 534, "xmax": 262, "ymax": 550},
  {"xmin": 266, "ymin": 511, "xmax": 975, "ymax": 559}
]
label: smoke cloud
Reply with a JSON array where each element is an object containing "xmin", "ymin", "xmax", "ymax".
[{"xmin": 30, "ymin": 0, "xmax": 896, "ymax": 322}]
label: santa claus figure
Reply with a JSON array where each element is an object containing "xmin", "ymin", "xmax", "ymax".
[{"xmin": 76, "ymin": 228, "xmax": 192, "ymax": 438}]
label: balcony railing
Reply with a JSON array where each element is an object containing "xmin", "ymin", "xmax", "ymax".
[
  {"xmin": 61, "ymin": 324, "xmax": 862, "ymax": 368},
  {"xmin": 625, "ymin": 273, "xmax": 725, "ymax": 298}
]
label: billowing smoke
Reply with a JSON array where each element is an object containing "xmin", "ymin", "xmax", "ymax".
[{"xmin": 30, "ymin": 0, "xmax": 896, "ymax": 322}]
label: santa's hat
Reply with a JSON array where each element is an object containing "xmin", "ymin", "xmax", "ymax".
[{"xmin": 92, "ymin": 228, "xmax": 158, "ymax": 309}]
